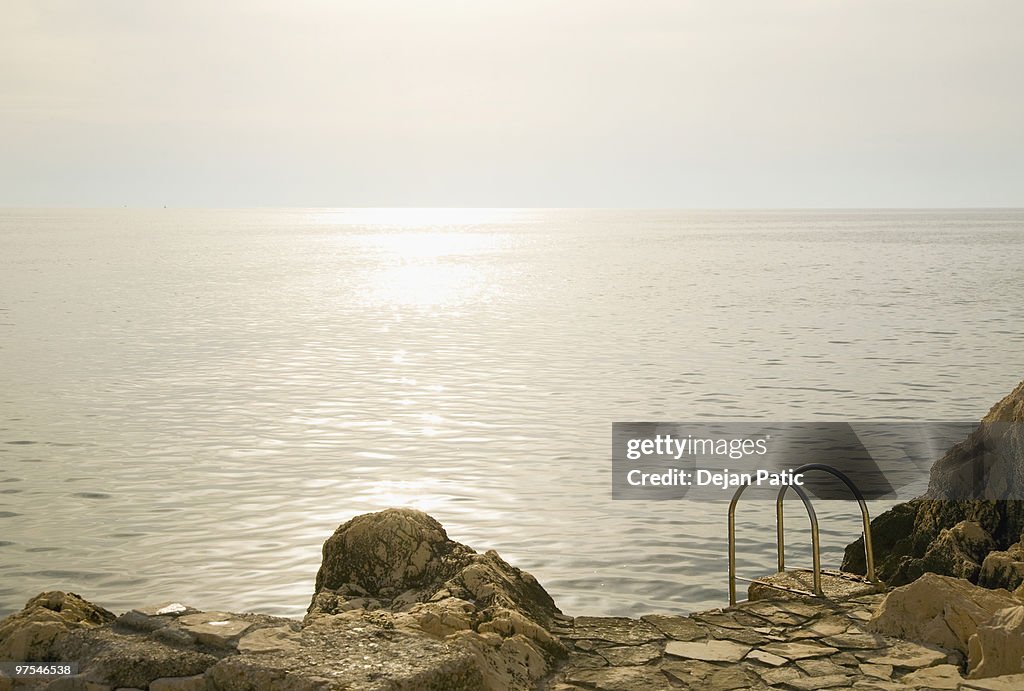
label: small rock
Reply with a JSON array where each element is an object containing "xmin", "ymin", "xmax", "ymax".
[
  {"xmin": 745, "ymin": 649, "xmax": 788, "ymax": 666},
  {"xmin": 968, "ymin": 605, "xmax": 1024, "ymax": 678},
  {"xmin": 177, "ymin": 613, "xmax": 254, "ymax": 649},
  {"xmin": 796, "ymin": 657, "xmax": 854, "ymax": 676},
  {"xmin": 859, "ymin": 662, "xmax": 894, "ymax": 679},
  {"xmin": 899, "ymin": 663, "xmax": 963, "ymax": 689}
]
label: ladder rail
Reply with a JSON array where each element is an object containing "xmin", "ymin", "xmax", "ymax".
[
  {"xmin": 729, "ymin": 462, "xmax": 880, "ymax": 607},
  {"xmin": 777, "ymin": 463, "xmax": 879, "ymax": 584},
  {"xmin": 729, "ymin": 480, "xmax": 821, "ymax": 606}
]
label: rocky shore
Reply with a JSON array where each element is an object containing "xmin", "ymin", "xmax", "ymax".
[
  {"xmin": 2, "ymin": 506, "xmax": 1024, "ymax": 690},
  {"xmin": 3, "ymin": 379, "xmax": 1024, "ymax": 690}
]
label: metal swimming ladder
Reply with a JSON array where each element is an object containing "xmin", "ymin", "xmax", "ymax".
[{"xmin": 727, "ymin": 463, "xmax": 881, "ymax": 606}]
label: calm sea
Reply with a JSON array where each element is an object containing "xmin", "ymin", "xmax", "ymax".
[{"xmin": 1, "ymin": 208, "xmax": 1022, "ymax": 618}]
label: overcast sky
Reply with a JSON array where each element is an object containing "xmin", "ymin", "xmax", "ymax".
[{"xmin": 2, "ymin": 1, "xmax": 1022, "ymax": 207}]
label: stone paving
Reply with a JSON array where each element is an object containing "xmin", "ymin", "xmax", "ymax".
[{"xmin": 539, "ymin": 594, "xmax": 1024, "ymax": 691}]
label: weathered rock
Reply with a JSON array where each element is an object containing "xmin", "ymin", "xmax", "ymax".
[
  {"xmin": 918, "ymin": 520, "xmax": 996, "ymax": 582},
  {"xmin": 176, "ymin": 612, "xmax": 254, "ymax": 649},
  {"xmin": 858, "ymin": 662, "xmax": 894, "ymax": 679},
  {"xmin": 0, "ymin": 591, "xmax": 115, "ymax": 660},
  {"xmin": 663, "ymin": 638, "xmax": 750, "ymax": 663},
  {"xmin": 638, "ymin": 614, "xmax": 705, "ymax": 641},
  {"xmin": 148, "ymin": 676, "xmax": 207, "ymax": 691},
  {"xmin": 758, "ymin": 640, "xmax": 839, "ymax": 660},
  {"xmin": 961, "ymin": 673, "xmax": 1024, "ymax": 690},
  {"xmin": 857, "ymin": 640, "xmax": 950, "ymax": 669},
  {"xmin": 53, "ymin": 625, "xmax": 220, "ymax": 689},
  {"xmin": 565, "ymin": 617, "xmax": 662, "ymax": 645},
  {"xmin": 868, "ymin": 573, "xmax": 1019, "ymax": 655},
  {"xmin": 979, "ymin": 538, "xmax": 1024, "ymax": 592},
  {"xmin": 593, "ymin": 642, "xmax": 662, "ymax": 666},
  {"xmin": 899, "ymin": 663, "xmax": 963, "ymax": 689},
  {"xmin": 844, "ymin": 380, "xmax": 1024, "ymax": 586},
  {"xmin": 566, "ymin": 666, "xmax": 676, "ymax": 690},
  {"xmin": 745, "ymin": 648, "xmax": 788, "ymax": 666},
  {"xmin": 968, "ymin": 605, "xmax": 1024, "ymax": 678},
  {"xmin": 305, "ymin": 509, "xmax": 565, "ymax": 689}
]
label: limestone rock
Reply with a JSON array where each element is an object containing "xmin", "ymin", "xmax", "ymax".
[
  {"xmin": 979, "ymin": 538, "xmax": 1024, "ymax": 592},
  {"xmin": 306, "ymin": 509, "xmax": 566, "ymax": 689},
  {"xmin": 843, "ymin": 379, "xmax": 1024, "ymax": 586},
  {"xmin": 899, "ymin": 663, "xmax": 963, "ymax": 689},
  {"xmin": 961, "ymin": 673, "xmax": 1024, "ymax": 690},
  {"xmin": 148, "ymin": 676, "xmax": 207, "ymax": 691},
  {"xmin": 566, "ymin": 666, "xmax": 676, "ymax": 690},
  {"xmin": 664, "ymin": 638, "xmax": 750, "ymax": 663},
  {"xmin": 0, "ymin": 591, "xmax": 115, "ymax": 660},
  {"xmin": 868, "ymin": 573, "xmax": 1019, "ymax": 655},
  {"xmin": 968, "ymin": 605, "xmax": 1024, "ymax": 678}
]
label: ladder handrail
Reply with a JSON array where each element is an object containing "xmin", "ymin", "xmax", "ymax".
[
  {"xmin": 728, "ymin": 479, "xmax": 822, "ymax": 606},
  {"xmin": 776, "ymin": 463, "xmax": 878, "ymax": 584}
]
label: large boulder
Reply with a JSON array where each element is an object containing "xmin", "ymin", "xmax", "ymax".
[
  {"xmin": 868, "ymin": 573, "xmax": 1024, "ymax": 679},
  {"xmin": 307, "ymin": 508, "xmax": 566, "ymax": 690},
  {"xmin": 844, "ymin": 379, "xmax": 1024, "ymax": 586},
  {"xmin": 868, "ymin": 573, "xmax": 1019, "ymax": 655},
  {"xmin": 0, "ymin": 591, "xmax": 114, "ymax": 660},
  {"xmin": 968, "ymin": 605, "xmax": 1024, "ymax": 678}
]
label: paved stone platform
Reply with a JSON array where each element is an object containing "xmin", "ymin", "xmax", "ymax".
[{"xmin": 540, "ymin": 594, "xmax": 1024, "ymax": 690}]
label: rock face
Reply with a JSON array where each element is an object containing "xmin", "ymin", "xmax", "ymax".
[
  {"xmin": 844, "ymin": 379, "xmax": 1024, "ymax": 587},
  {"xmin": 868, "ymin": 572, "xmax": 1024, "ymax": 679},
  {"xmin": 307, "ymin": 508, "xmax": 565, "ymax": 690},
  {"xmin": 0, "ymin": 591, "xmax": 114, "ymax": 660},
  {"xmin": 0, "ymin": 509, "xmax": 563, "ymax": 691}
]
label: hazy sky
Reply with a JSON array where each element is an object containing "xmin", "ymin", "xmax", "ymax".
[{"xmin": 2, "ymin": 1, "xmax": 1022, "ymax": 207}]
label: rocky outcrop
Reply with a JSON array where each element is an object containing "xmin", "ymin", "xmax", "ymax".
[
  {"xmin": 978, "ymin": 537, "xmax": 1024, "ymax": 592},
  {"xmin": 0, "ymin": 591, "xmax": 114, "ymax": 660},
  {"xmin": 307, "ymin": 508, "xmax": 566, "ymax": 690},
  {"xmin": 868, "ymin": 573, "xmax": 1024, "ymax": 679},
  {"xmin": 843, "ymin": 379, "xmax": 1024, "ymax": 587},
  {"xmin": 0, "ymin": 509, "xmax": 564, "ymax": 691}
]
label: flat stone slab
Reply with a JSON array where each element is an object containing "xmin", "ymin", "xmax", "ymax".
[
  {"xmin": 787, "ymin": 673, "xmax": 853, "ymax": 690},
  {"xmin": 567, "ymin": 666, "xmax": 676, "ymax": 690},
  {"xmin": 664, "ymin": 638, "xmax": 750, "ymax": 663},
  {"xmin": 567, "ymin": 616, "xmax": 663, "ymax": 645},
  {"xmin": 748, "ymin": 570, "xmax": 884, "ymax": 603},
  {"xmin": 595, "ymin": 642, "xmax": 663, "ymax": 666},
  {"xmin": 857, "ymin": 641, "xmax": 950, "ymax": 669},
  {"xmin": 759, "ymin": 640, "xmax": 840, "ymax": 660},
  {"xmin": 639, "ymin": 614, "xmax": 706, "ymax": 641},
  {"xmin": 960, "ymin": 674, "xmax": 1024, "ymax": 690},
  {"xmin": 177, "ymin": 612, "xmax": 255, "ymax": 648},
  {"xmin": 745, "ymin": 648, "xmax": 788, "ymax": 666},
  {"xmin": 899, "ymin": 663, "xmax": 963, "ymax": 689}
]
